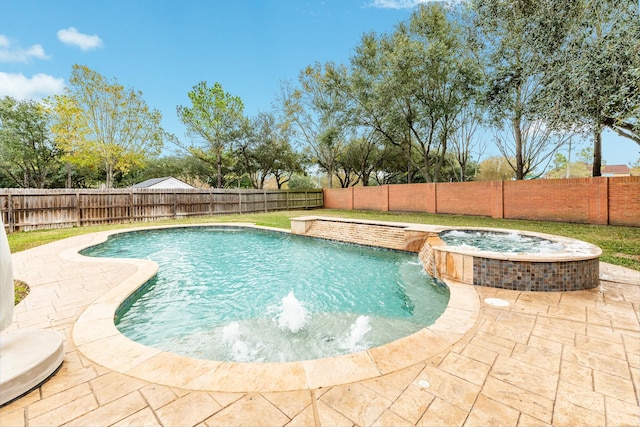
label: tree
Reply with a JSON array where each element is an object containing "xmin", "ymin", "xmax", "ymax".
[
  {"xmin": 493, "ymin": 118, "xmax": 569, "ymax": 179},
  {"xmin": 119, "ymin": 154, "xmax": 208, "ymax": 188},
  {"xmin": 0, "ymin": 96, "xmax": 61, "ymax": 188},
  {"xmin": 270, "ymin": 143, "xmax": 306, "ymax": 189},
  {"xmin": 177, "ymin": 81, "xmax": 246, "ymax": 188},
  {"xmin": 235, "ymin": 112, "xmax": 303, "ymax": 189},
  {"xmin": 631, "ymin": 158, "xmax": 640, "ymax": 176},
  {"xmin": 346, "ymin": 31, "xmax": 418, "ymax": 183},
  {"xmin": 538, "ymin": 0, "xmax": 640, "ymax": 176},
  {"xmin": 335, "ymin": 133, "xmax": 387, "ymax": 187},
  {"xmin": 449, "ymin": 103, "xmax": 486, "ymax": 181},
  {"xmin": 47, "ymin": 94, "xmax": 91, "ymax": 188},
  {"xmin": 475, "ymin": 156, "xmax": 516, "ymax": 181},
  {"xmin": 57, "ymin": 65, "xmax": 164, "ymax": 188},
  {"xmin": 372, "ymin": 142, "xmax": 424, "ymax": 185},
  {"xmin": 470, "ymin": 0, "xmax": 574, "ymax": 179},
  {"xmin": 279, "ymin": 64, "xmax": 349, "ymax": 188},
  {"xmin": 546, "ymin": 152, "xmax": 590, "ymax": 179},
  {"xmin": 341, "ymin": 3, "xmax": 480, "ymax": 184},
  {"xmin": 287, "ymin": 173, "xmax": 316, "ymax": 190},
  {"xmin": 402, "ymin": 3, "xmax": 481, "ymax": 182}
]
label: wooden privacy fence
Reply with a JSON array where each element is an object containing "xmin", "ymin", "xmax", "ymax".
[{"xmin": 0, "ymin": 188, "xmax": 323, "ymax": 233}]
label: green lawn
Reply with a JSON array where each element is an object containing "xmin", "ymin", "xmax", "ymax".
[{"xmin": 7, "ymin": 209, "xmax": 640, "ymax": 272}]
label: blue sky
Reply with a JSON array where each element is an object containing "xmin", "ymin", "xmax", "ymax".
[{"xmin": 1, "ymin": 0, "xmax": 637, "ymax": 166}]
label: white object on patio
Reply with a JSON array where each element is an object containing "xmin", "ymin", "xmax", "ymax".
[{"xmin": 0, "ymin": 217, "xmax": 64, "ymax": 405}]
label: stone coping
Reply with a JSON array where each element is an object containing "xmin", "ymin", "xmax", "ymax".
[
  {"xmin": 292, "ymin": 216, "xmax": 602, "ymax": 262},
  {"xmin": 70, "ymin": 223, "xmax": 480, "ymax": 393}
]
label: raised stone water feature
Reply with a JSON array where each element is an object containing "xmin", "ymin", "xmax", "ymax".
[{"xmin": 291, "ymin": 216, "xmax": 602, "ymax": 292}]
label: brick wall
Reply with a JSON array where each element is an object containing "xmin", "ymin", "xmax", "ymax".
[
  {"xmin": 609, "ymin": 176, "xmax": 640, "ymax": 226},
  {"xmin": 435, "ymin": 182, "xmax": 494, "ymax": 217},
  {"xmin": 503, "ymin": 178, "xmax": 596, "ymax": 223},
  {"xmin": 353, "ymin": 186, "xmax": 388, "ymax": 211},
  {"xmin": 388, "ymin": 183, "xmax": 436, "ymax": 212},
  {"xmin": 323, "ymin": 176, "xmax": 640, "ymax": 226},
  {"xmin": 323, "ymin": 187, "xmax": 353, "ymax": 210}
]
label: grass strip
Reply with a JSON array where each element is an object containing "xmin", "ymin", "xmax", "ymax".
[{"xmin": 6, "ymin": 209, "xmax": 639, "ymax": 272}]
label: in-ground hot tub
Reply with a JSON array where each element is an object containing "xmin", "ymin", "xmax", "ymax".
[
  {"xmin": 291, "ymin": 216, "xmax": 602, "ymax": 292},
  {"xmin": 426, "ymin": 228, "xmax": 601, "ymax": 291}
]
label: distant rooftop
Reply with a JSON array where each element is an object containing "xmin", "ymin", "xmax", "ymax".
[
  {"xmin": 601, "ymin": 164, "xmax": 630, "ymax": 175},
  {"xmin": 130, "ymin": 177, "xmax": 194, "ymax": 189}
]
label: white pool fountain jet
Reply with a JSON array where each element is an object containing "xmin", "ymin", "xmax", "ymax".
[
  {"xmin": 222, "ymin": 322, "xmax": 256, "ymax": 362},
  {"xmin": 342, "ymin": 315, "xmax": 371, "ymax": 352},
  {"xmin": 0, "ymin": 217, "xmax": 64, "ymax": 405},
  {"xmin": 277, "ymin": 291, "xmax": 308, "ymax": 333}
]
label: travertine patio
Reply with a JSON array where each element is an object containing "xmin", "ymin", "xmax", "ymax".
[{"xmin": 0, "ymin": 226, "xmax": 638, "ymax": 426}]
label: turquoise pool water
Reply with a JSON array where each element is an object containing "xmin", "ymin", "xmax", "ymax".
[{"xmin": 82, "ymin": 227, "xmax": 449, "ymax": 362}]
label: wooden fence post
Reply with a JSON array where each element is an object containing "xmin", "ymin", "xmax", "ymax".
[
  {"xmin": 75, "ymin": 190, "xmax": 81, "ymax": 227},
  {"xmin": 129, "ymin": 189, "xmax": 134, "ymax": 223},
  {"xmin": 172, "ymin": 192, "xmax": 177, "ymax": 218},
  {"xmin": 7, "ymin": 193, "xmax": 13, "ymax": 233},
  {"xmin": 264, "ymin": 190, "xmax": 268, "ymax": 213}
]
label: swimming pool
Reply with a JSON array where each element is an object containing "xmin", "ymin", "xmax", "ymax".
[{"xmin": 82, "ymin": 227, "xmax": 449, "ymax": 362}]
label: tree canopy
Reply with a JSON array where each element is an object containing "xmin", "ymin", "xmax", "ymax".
[
  {"xmin": 0, "ymin": 97, "xmax": 60, "ymax": 188},
  {"xmin": 2, "ymin": 1, "xmax": 638, "ymax": 188},
  {"xmin": 51, "ymin": 65, "xmax": 164, "ymax": 188},
  {"xmin": 536, "ymin": 0, "xmax": 640, "ymax": 175},
  {"xmin": 177, "ymin": 81, "xmax": 247, "ymax": 188}
]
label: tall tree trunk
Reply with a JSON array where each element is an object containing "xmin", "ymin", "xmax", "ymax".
[
  {"xmin": 565, "ymin": 137, "xmax": 572, "ymax": 178},
  {"xmin": 216, "ymin": 149, "xmax": 223, "ymax": 188},
  {"xmin": 592, "ymin": 126, "xmax": 602, "ymax": 177},
  {"xmin": 513, "ymin": 118, "xmax": 524, "ymax": 180},
  {"xmin": 407, "ymin": 141, "xmax": 413, "ymax": 184},
  {"xmin": 361, "ymin": 166, "xmax": 369, "ymax": 186},
  {"xmin": 106, "ymin": 163, "xmax": 114, "ymax": 189},
  {"xmin": 434, "ymin": 126, "xmax": 449, "ymax": 183}
]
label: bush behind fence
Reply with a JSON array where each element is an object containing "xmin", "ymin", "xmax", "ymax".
[{"xmin": 0, "ymin": 188, "xmax": 323, "ymax": 233}]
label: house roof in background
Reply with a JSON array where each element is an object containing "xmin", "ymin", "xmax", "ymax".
[
  {"xmin": 131, "ymin": 177, "xmax": 168, "ymax": 188},
  {"xmin": 131, "ymin": 177, "xmax": 193, "ymax": 188},
  {"xmin": 601, "ymin": 164, "xmax": 630, "ymax": 174}
]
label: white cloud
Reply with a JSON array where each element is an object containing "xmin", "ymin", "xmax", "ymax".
[
  {"xmin": 368, "ymin": 0, "xmax": 461, "ymax": 9},
  {"xmin": 0, "ymin": 72, "xmax": 65, "ymax": 101},
  {"xmin": 57, "ymin": 27, "xmax": 103, "ymax": 51},
  {"xmin": 0, "ymin": 34, "xmax": 50, "ymax": 63}
]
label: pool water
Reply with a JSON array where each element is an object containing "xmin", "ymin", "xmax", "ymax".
[
  {"xmin": 82, "ymin": 227, "xmax": 449, "ymax": 363},
  {"xmin": 440, "ymin": 229, "xmax": 565, "ymax": 254}
]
